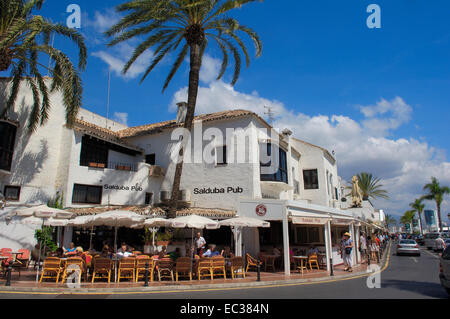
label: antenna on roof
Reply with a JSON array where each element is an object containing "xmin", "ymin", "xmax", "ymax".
[
  {"xmin": 264, "ymin": 105, "xmax": 275, "ymax": 125},
  {"xmin": 106, "ymin": 68, "xmax": 111, "ymax": 128}
]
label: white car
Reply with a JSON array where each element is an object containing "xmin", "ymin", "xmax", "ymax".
[
  {"xmin": 396, "ymin": 239, "xmax": 421, "ymax": 256},
  {"xmin": 424, "ymin": 232, "xmax": 449, "ymax": 250},
  {"xmin": 439, "ymin": 246, "xmax": 450, "ymax": 295}
]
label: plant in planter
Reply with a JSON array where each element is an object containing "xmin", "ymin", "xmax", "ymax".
[
  {"xmin": 156, "ymin": 231, "xmax": 173, "ymax": 246},
  {"xmin": 142, "ymin": 228, "xmax": 154, "ymax": 254}
]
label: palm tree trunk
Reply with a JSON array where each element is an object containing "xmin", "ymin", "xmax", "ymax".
[
  {"xmin": 168, "ymin": 43, "xmax": 202, "ymax": 218},
  {"xmin": 436, "ymin": 203, "xmax": 442, "ymax": 232}
]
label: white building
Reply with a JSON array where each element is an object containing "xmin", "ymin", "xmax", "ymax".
[{"xmin": 0, "ymin": 79, "xmax": 384, "ymax": 274}]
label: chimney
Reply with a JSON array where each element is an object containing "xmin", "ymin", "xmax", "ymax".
[{"xmin": 176, "ymin": 102, "xmax": 188, "ymax": 123}]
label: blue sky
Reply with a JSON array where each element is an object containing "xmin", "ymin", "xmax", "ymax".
[{"xmin": 3, "ymin": 0, "xmax": 450, "ymax": 221}]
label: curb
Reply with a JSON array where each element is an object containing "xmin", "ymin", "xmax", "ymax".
[{"xmin": 0, "ymin": 244, "xmax": 392, "ymax": 295}]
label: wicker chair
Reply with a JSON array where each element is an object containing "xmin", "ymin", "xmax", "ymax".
[
  {"xmin": 245, "ymin": 253, "xmax": 262, "ymax": 272},
  {"xmin": 135, "ymin": 256, "xmax": 154, "ymax": 282},
  {"xmin": 197, "ymin": 258, "xmax": 213, "ymax": 280},
  {"xmin": 230, "ymin": 257, "xmax": 245, "ymax": 279},
  {"xmin": 211, "ymin": 256, "xmax": 226, "ymax": 279},
  {"xmin": 308, "ymin": 253, "xmax": 320, "ymax": 270},
  {"xmin": 61, "ymin": 257, "xmax": 84, "ymax": 284},
  {"xmin": 118, "ymin": 257, "xmax": 136, "ymax": 282},
  {"xmin": 157, "ymin": 258, "xmax": 174, "ymax": 281},
  {"xmin": 39, "ymin": 257, "xmax": 61, "ymax": 283},
  {"xmin": 175, "ymin": 257, "xmax": 192, "ymax": 281},
  {"xmin": 91, "ymin": 257, "xmax": 113, "ymax": 283}
]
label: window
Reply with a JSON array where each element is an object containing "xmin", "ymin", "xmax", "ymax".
[
  {"xmin": 80, "ymin": 136, "xmax": 108, "ymax": 167},
  {"xmin": 0, "ymin": 121, "xmax": 17, "ymax": 171},
  {"xmin": 260, "ymin": 143, "xmax": 288, "ymax": 183},
  {"xmin": 303, "ymin": 169, "xmax": 319, "ymax": 189},
  {"xmin": 295, "ymin": 226, "xmax": 321, "ymax": 244},
  {"xmin": 144, "ymin": 193, "xmax": 153, "ymax": 205},
  {"xmin": 145, "ymin": 154, "xmax": 156, "ymax": 165},
  {"xmin": 4, "ymin": 186, "xmax": 20, "ymax": 201},
  {"xmin": 215, "ymin": 146, "xmax": 227, "ymax": 165},
  {"xmin": 72, "ymin": 184, "xmax": 102, "ymax": 204}
]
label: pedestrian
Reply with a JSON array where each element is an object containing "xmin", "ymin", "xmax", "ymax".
[
  {"xmin": 0, "ymin": 190, "xmax": 6, "ymax": 210},
  {"xmin": 194, "ymin": 232, "xmax": 206, "ymax": 256},
  {"xmin": 435, "ymin": 235, "xmax": 446, "ymax": 253},
  {"xmin": 370, "ymin": 235, "xmax": 379, "ymax": 263},
  {"xmin": 359, "ymin": 232, "xmax": 368, "ymax": 264},
  {"xmin": 340, "ymin": 232, "xmax": 354, "ymax": 272}
]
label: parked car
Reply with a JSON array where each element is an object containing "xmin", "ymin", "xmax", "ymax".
[
  {"xmin": 439, "ymin": 246, "xmax": 450, "ymax": 295},
  {"xmin": 416, "ymin": 235, "xmax": 425, "ymax": 245},
  {"xmin": 424, "ymin": 232, "xmax": 449, "ymax": 250},
  {"xmin": 396, "ymin": 239, "xmax": 421, "ymax": 256}
]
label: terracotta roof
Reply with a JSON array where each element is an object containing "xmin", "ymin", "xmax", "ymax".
[
  {"xmin": 67, "ymin": 205, "xmax": 236, "ymax": 219},
  {"xmin": 73, "ymin": 119, "xmax": 143, "ymax": 152},
  {"xmin": 118, "ymin": 109, "xmax": 264, "ymax": 138}
]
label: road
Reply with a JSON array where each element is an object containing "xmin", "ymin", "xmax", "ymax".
[{"xmin": 0, "ymin": 244, "xmax": 448, "ymax": 299}]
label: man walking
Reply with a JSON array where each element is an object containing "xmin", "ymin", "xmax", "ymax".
[
  {"xmin": 435, "ymin": 235, "xmax": 446, "ymax": 253},
  {"xmin": 359, "ymin": 232, "xmax": 368, "ymax": 264}
]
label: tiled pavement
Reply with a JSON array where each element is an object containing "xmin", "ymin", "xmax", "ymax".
[{"xmin": 0, "ymin": 263, "xmax": 370, "ymax": 290}]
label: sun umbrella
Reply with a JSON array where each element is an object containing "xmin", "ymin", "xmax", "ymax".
[
  {"xmin": 169, "ymin": 214, "xmax": 220, "ymax": 275},
  {"xmin": 44, "ymin": 218, "xmax": 70, "ymax": 227},
  {"xmin": 219, "ymin": 217, "xmax": 270, "ymax": 257},
  {"xmin": 8, "ymin": 205, "xmax": 49, "ymax": 217},
  {"xmin": 90, "ymin": 210, "xmax": 146, "ymax": 283}
]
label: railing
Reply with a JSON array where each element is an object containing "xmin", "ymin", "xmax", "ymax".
[
  {"xmin": 82, "ymin": 161, "xmax": 138, "ymax": 172},
  {"xmin": 0, "ymin": 147, "xmax": 14, "ymax": 171}
]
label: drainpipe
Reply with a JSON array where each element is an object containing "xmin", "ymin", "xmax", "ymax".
[{"xmin": 282, "ymin": 206, "xmax": 290, "ymax": 276}]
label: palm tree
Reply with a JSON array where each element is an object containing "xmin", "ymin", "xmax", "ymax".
[
  {"xmin": 409, "ymin": 198, "xmax": 425, "ymax": 235},
  {"xmin": 384, "ymin": 213, "xmax": 397, "ymax": 230},
  {"xmin": 356, "ymin": 172, "xmax": 389, "ymax": 201},
  {"xmin": 400, "ymin": 210, "xmax": 416, "ymax": 234},
  {"xmin": 106, "ymin": 0, "xmax": 262, "ymax": 218},
  {"xmin": 422, "ymin": 177, "xmax": 450, "ymax": 232},
  {"xmin": 0, "ymin": 0, "xmax": 87, "ymax": 131}
]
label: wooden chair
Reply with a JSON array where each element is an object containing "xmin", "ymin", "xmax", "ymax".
[
  {"xmin": 308, "ymin": 253, "xmax": 320, "ymax": 270},
  {"xmin": 264, "ymin": 256, "xmax": 276, "ymax": 272},
  {"xmin": 118, "ymin": 257, "xmax": 136, "ymax": 282},
  {"xmin": 197, "ymin": 258, "xmax": 213, "ymax": 280},
  {"xmin": 230, "ymin": 257, "xmax": 245, "ymax": 279},
  {"xmin": 91, "ymin": 257, "xmax": 113, "ymax": 283},
  {"xmin": 157, "ymin": 258, "xmax": 174, "ymax": 281},
  {"xmin": 245, "ymin": 253, "xmax": 262, "ymax": 272},
  {"xmin": 135, "ymin": 256, "xmax": 154, "ymax": 282},
  {"xmin": 39, "ymin": 257, "xmax": 61, "ymax": 283},
  {"xmin": 175, "ymin": 257, "xmax": 192, "ymax": 281},
  {"xmin": 295, "ymin": 257, "xmax": 308, "ymax": 275},
  {"xmin": 61, "ymin": 257, "xmax": 84, "ymax": 284},
  {"xmin": 211, "ymin": 256, "xmax": 226, "ymax": 279},
  {"xmin": 17, "ymin": 249, "xmax": 31, "ymax": 268}
]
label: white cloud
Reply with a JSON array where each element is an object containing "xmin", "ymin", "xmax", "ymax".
[
  {"xmin": 200, "ymin": 55, "xmax": 221, "ymax": 84},
  {"xmin": 113, "ymin": 112, "xmax": 128, "ymax": 125},
  {"xmin": 92, "ymin": 42, "xmax": 154, "ymax": 80},
  {"xmin": 169, "ymin": 65, "xmax": 450, "ymax": 219}
]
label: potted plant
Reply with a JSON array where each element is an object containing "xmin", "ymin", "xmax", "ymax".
[{"xmin": 141, "ymin": 229, "xmax": 154, "ymax": 254}]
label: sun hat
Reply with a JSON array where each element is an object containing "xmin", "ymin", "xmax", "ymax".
[{"xmin": 344, "ymin": 232, "xmax": 351, "ymax": 237}]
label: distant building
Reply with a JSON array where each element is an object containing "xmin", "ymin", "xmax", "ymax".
[{"xmin": 423, "ymin": 209, "xmax": 439, "ymax": 233}]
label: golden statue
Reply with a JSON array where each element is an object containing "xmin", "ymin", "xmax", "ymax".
[{"xmin": 351, "ymin": 175, "xmax": 363, "ymax": 208}]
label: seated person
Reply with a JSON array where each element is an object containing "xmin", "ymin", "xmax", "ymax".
[
  {"xmin": 169, "ymin": 248, "xmax": 181, "ymax": 261},
  {"xmin": 100, "ymin": 245, "xmax": 112, "ymax": 258},
  {"xmin": 50, "ymin": 247, "xmax": 64, "ymax": 258},
  {"xmin": 307, "ymin": 245, "xmax": 319, "ymax": 256},
  {"xmin": 158, "ymin": 246, "xmax": 168, "ymax": 259},
  {"xmin": 116, "ymin": 243, "xmax": 133, "ymax": 259},
  {"xmin": 64, "ymin": 242, "xmax": 77, "ymax": 255},
  {"xmin": 272, "ymin": 246, "xmax": 281, "ymax": 256},
  {"xmin": 203, "ymin": 244, "xmax": 220, "ymax": 257},
  {"xmin": 220, "ymin": 246, "xmax": 234, "ymax": 258}
]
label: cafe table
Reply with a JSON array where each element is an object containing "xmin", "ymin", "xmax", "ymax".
[
  {"xmin": 260, "ymin": 255, "xmax": 279, "ymax": 272},
  {"xmin": 293, "ymin": 256, "xmax": 309, "ymax": 275}
]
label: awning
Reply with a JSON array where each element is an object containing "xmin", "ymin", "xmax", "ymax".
[
  {"xmin": 331, "ymin": 215, "xmax": 356, "ymax": 226},
  {"xmin": 289, "ymin": 211, "xmax": 331, "ymax": 225}
]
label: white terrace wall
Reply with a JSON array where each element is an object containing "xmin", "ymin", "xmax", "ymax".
[{"xmin": 0, "ymin": 79, "xmax": 68, "ymax": 205}]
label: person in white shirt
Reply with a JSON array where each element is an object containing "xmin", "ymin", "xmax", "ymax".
[
  {"xmin": 194, "ymin": 232, "xmax": 206, "ymax": 255},
  {"xmin": 116, "ymin": 243, "xmax": 133, "ymax": 259},
  {"xmin": 435, "ymin": 235, "xmax": 446, "ymax": 253},
  {"xmin": 359, "ymin": 232, "xmax": 368, "ymax": 264}
]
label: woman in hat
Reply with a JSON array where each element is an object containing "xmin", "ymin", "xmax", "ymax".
[{"xmin": 340, "ymin": 232, "xmax": 354, "ymax": 272}]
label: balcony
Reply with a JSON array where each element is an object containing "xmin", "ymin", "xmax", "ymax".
[{"xmin": 85, "ymin": 161, "xmax": 138, "ymax": 172}]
